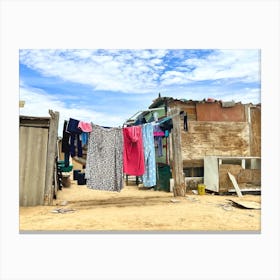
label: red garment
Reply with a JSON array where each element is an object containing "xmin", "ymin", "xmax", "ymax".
[{"xmin": 123, "ymin": 126, "xmax": 145, "ymax": 176}]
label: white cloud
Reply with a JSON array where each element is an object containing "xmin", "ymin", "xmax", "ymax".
[
  {"xmin": 19, "ymin": 49, "xmax": 260, "ymax": 103},
  {"xmin": 19, "ymin": 85, "xmax": 126, "ymax": 136},
  {"xmin": 19, "ymin": 49, "xmax": 167, "ymax": 94},
  {"xmin": 158, "ymin": 50, "xmax": 260, "ymax": 87},
  {"xmin": 184, "ymin": 49, "xmax": 260, "ymax": 82}
]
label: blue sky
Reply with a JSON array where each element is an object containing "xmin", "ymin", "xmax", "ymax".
[{"xmin": 19, "ymin": 49, "xmax": 260, "ymax": 135}]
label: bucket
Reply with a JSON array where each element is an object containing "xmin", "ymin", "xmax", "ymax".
[
  {"xmin": 62, "ymin": 175, "xmax": 71, "ymax": 188},
  {"xmin": 77, "ymin": 172, "xmax": 86, "ymax": 185},
  {"xmin": 197, "ymin": 184, "xmax": 205, "ymax": 195},
  {"xmin": 73, "ymin": 169, "xmax": 81, "ymax": 180},
  {"xmin": 156, "ymin": 164, "xmax": 171, "ymax": 192}
]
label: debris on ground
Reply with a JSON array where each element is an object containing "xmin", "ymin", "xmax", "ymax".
[
  {"xmin": 192, "ymin": 190, "xmax": 198, "ymax": 195},
  {"xmin": 222, "ymin": 204, "xmax": 233, "ymax": 211},
  {"xmin": 215, "ymin": 201, "xmax": 234, "ymax": 211},
  {"xmin": 51, "ymin": 208, "xmax": 76, "ymax": 214},
  {"xmin": 227, "ymin": 199, "xmax": 261, "ymax": 210},
  {"xmin": 228, "ymin": 172, "xmax": 243, "ymax": 197},
  {"xmin": 185, "ymin": 196, "xmax": 199, "ymax": 202},
  {"xmin": 170, "ymin": 199, "xmax": 180, "ymax": 203}
]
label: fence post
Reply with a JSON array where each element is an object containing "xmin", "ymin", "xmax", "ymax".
[
  {"xmin": 170, "ymin": 108, "xmax": 185, "ymax": 196},
  {"xmin": 44, "ymin": 110, "xmax": 59, "ymax": 205}
]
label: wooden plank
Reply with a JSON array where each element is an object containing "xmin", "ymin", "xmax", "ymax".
[
  {"xmin": 228, "ymin": 199, "xmax": 261, "ymax": 209},
  {"xmin": 44, "ymin": 110, "xmax": 59, "ymax": 205},
  {"xmin": 204, "ymin": 156, "xmax": 219, "ymax": 192},
  {"xmin": 170, "ymin": 108, "xmax": 185, "ymax": 196},
  {"xmin": 228, "ymin": 172, "xmax": 243, "ymax": 197}
]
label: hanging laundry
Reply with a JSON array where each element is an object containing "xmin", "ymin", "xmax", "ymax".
[
  {"xmin": 61, "ymin": 120, "xmax": 70, "ymax": 167},
  {"xmin": 148, "ymin": 112, "xmax": 159, "ymax": 123},
  {"xmin": 86, "ymin": 124, "xmax": 124, "ymax": 192},
  {"xmin": 153, "ymin": 125, "xmax": 164, "ymax": 157},
  {"xmin": 80, "ymin": 132, "xmax": 89, "ymax": 146},
  {"xmin": 183, "ymin": 112, "xmax": 188, "ymax": 131},
  {"xmin": 154, "ymin": 136, "xmax": 163, "ymax": 157},
  {"xmin": 142, "ymin": 123, "xmax": 156, "ymax": 188},
  {"xmin": 159, "ymin": 117, "xmax": 173, "ymax": 132},
  {"xmin": 66, "ymin": 118, "xmax": 83, "ymax": 157},
  {"xmin": 153, "ymin": 112, "xmax": 159, "ymax": 122},
  {"xmin": 123, "ymin": 126, "xmax": 145, "ymax": 176},
  {"xmin": 78, "ymin": 121, "xmax": 93, "ymax": 132},
  {"xmin": 153, "ymin": 125, "xmax": 165, "ymax": 137}
]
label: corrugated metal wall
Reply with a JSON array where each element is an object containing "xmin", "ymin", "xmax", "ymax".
[{"xmin": 19, "ymin": 126, "xmax": 49, "ymax": 206}]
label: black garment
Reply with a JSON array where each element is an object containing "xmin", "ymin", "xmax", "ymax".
[
  {"xmin": 66, "ymin": 118, "xmax": 83, "ymax": 158},
  {"xmin": 134, "ymin": 116, "xmax": 147, "ymax": 126},
  {"xmin": 184, "ymin": 113, "xmax": 188, "ymax": 131},
  {"xmin": 61, "ymin": 120, "xmax": 70, "ymax": 167},
  {"xmin": 159, "ymin": 118, "xmax": 173, "ymax": 132}
]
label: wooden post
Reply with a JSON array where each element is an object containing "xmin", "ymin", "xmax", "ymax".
[
  {"xmin": 44, "ymin": 110, "xmax": 59, "ymax": 205},
  {"xmin": 170, "ymin": 108, "xmax": 185, "ymax": 196}
]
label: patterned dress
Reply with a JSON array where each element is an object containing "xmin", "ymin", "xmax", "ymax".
[
  {"xmin": 85, "ymin": 124, "xmax": 123, "ymax": 192},
  {"xmin": 142, "ymin": 123, "xmax": 157, "ymax": 187}
]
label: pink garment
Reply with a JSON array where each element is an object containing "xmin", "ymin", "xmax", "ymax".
[
  {"xmin": 123, "ymin": 126, "xmax": 145, "ymax": 176},
  {"xmin": 78, "ymin": 121, "xmax": 92, "ymax": 132},
  {"xmin": 153, "ymin": 131, "xmax": 165, "ymax": 136}
]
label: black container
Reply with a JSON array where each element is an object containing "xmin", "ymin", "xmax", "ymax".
[
  {"xmin": 73, "ymin": 169, "xmax": 81, "ymax": 180},
  {"xmin": 77, "ymin": 172, "xmax": 86, "ymax": 185}
]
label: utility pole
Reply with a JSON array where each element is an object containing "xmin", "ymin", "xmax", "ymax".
[{"xmin": 170, "ymin": 108, "xmax": 185, "ymax": 196}]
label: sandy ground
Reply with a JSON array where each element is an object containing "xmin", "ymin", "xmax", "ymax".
[{"xmin": 19, "ymin": 179, "xmax": 261, "ymax": 232}]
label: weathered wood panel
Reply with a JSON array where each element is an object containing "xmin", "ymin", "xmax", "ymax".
[
  {"xmin": 219, "ymin": 164, "xmax": 261, "ymax": 192},
  {"xmin": 237, "ymin": 169, "xmax": 261, "ymax": 185},
  {"xmin": 170, "ymin": 108, "xmax": 185, "ymax": 196},
  {"xmin": 196, "ymin": 102, "xmax": 246, "ymax": 122},
  {"xmin": 250, "ymin": 106, "xmax": 261, "ymax": 156},
  {"xmin": 219, "ymin": 164, "xmax": 243, "ymax": 192},
  {"xmin": 19, "ymin": 126, "xmax": 48, "ymax": 206},
  {"xmin": 181, "ymin": 121, "xmax": 250, "ymax": 161},
  {"xmin": 44, "ymin": 111, "xmax": 59, "ymax": 205}
]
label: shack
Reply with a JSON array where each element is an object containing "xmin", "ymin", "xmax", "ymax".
[
  {"xmin": 129, "ymin": 95, "xmax": 261, "ymax": 193},
  {"xmin": 19, "ymin": 110, "xmax": 59, "ymax": 206}
]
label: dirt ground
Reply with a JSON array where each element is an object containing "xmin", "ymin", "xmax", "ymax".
[{"xmin": 19, "ymin": 179, "xmax": 261, "ymax": 232}]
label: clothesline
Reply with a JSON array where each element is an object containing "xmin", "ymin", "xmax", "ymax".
[{"xmin": 61, "ymin": 116, "xmax": 174, "ymax": 193}]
